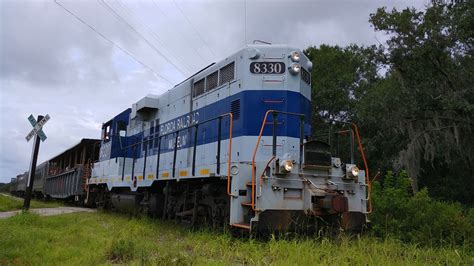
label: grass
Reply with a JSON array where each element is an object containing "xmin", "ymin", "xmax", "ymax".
[
  {"xmin": 0, "ymin": 211, "xmax": 472, "ymax": 265},
  {"xmin": 0, "ymin": 194, "xmax": 63, "ymax": 212}
]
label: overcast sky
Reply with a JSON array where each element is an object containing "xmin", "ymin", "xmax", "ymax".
[{"xmin": 0, "ymin": 0, "xmax": 428, "ymax": 183}]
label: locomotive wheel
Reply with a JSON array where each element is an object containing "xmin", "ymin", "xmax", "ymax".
[{"xmin": 94, "ymin": 188, "xmax": 108, "ymax": 210}]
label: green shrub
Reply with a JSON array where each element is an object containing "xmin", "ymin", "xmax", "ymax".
[{"xmin": 371, "ymin": 171, "xmax": 474, "ymax": 248}]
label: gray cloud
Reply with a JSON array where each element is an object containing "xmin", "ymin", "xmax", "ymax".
[{"xmin": 0, "ymin": 0, "xmax": 427, "ymax": 182}]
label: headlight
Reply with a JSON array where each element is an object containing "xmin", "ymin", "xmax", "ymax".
[
  {"xmin": 289, "ymin": 63, "xmax": 301, "ymax": 75},
  {"xmin": 290, "ymin": 51, "xmax": 300, "ymax": 62},
  {"xmin": 351, "ymin": 166, "xmax": 359, "ymax": 177},
  {"xmin": 280, "ymin": 159, "xmax": 293, "ymax": 173},
  {"xmin": 284, "ymin": 160, "xmax": 293, "ymax": 171},
  {"xmin": 345, "ymin": 164, "xmax": 360, "ymax": 179}
]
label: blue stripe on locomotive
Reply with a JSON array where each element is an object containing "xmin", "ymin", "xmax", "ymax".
[{"xmin": 105, "ymin": 90, "xmax": 311, "ymax": 160}]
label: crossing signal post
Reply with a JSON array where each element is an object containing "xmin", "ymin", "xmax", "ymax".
[{"xmin": 24, "ymin": 114, "xmax": 50, "ymax": 210}]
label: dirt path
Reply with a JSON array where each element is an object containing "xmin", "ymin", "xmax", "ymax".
[{"xmin": 0, "ymin": 207, "xmax": 96, "ymax": 219}]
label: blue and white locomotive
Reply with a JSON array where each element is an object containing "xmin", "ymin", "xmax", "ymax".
[{"xmin": 88, "ymin": 44, "xmax": 371, "ymax": 233}]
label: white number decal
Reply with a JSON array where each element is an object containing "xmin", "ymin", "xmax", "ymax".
[
  {"xmin": 274, "ymin": 63, "xmax": 282, "ymax": 73},
  {"xmin": 253, "ymin": 63, "xmax": 260, "ymax": 73},
  {"xmin": 269, "ymin": 63, "xmax": 274, "ymax": 73},
  {"xmin": 250, "ymin": 62, "xmax": 285, "ymax": 74}
]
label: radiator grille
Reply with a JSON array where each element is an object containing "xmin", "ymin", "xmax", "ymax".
[
  {"xmin": 301, "ymin": 67, "xmax": 311, "ymax": 85},
  {"xmin": 193, "ymin": 78, "xmax": 205, "ymax": 97},
  {"xmin": 231, "ymin": 99, "xmax": 240, "ymax": 120},
  {"xmin": 206, "ymin": 71, "xmax": 218, "ymax": 91},
  {"xmin": 304, "ymin": 140, "xmax": 331, "ymax": 166},
  {"xmin": 219, "ymin": 62, "xmax": 235, "ymax": 85}
]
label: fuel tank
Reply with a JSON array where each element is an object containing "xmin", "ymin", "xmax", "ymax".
[{"xmin": 110, "ymin": 194, "xmax": 142, "ymax": 213}]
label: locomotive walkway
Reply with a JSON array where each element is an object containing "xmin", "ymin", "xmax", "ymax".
[{"xmin": 0, "ymin": 207, "xmax": 96, "ymax": 219}]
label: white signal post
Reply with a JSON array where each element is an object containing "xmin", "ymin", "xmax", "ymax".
[{"xmin": 23, "ymin": 114, "xmax": 50, "ymax": 210}]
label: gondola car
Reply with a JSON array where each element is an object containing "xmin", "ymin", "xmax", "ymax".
[
  {"xmin": 9, "ymin": 139, "xmax": 100, "ymax": 202},
  {"xmin": 10, "ymin": 173, "xmax": 27, "ymax": 197}
]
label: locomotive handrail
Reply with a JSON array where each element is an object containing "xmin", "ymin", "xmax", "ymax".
[
  {"xmin": 257, "ymin": 155, "xmax": 276, "ymax": 198},
  {"xmin": 222, "ymin": 113, "xmax": 233, "ymax": 196},
  {"xmin": 117, "ymin": 114, "xmax": 232, "ymax": 150},
  {"xmin": 251, "ymin": 110, "xmax": 305, "ymax": 211},
  {"xmin": 116, "ymin": 113, "xmax": 233, "ymax": 196},
  {"xmin": 317, "ymin": 120, "xmax": 372, "ymax": 214},
  {"xmin": 351, "ymin": 123, "xmax": 372, "ymax": 214}
]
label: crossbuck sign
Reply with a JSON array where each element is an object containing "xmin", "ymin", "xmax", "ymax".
[
  {"xmin": 25, "ymin": 114, "xmax": 50, "ymax": 142},
  {"xmin": 23, "ymin": 114, "xmax": 50, "ymax": 210}
]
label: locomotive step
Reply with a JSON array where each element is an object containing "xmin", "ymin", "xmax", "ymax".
[
  {"xmin": 246, "ymin": 182, "xmax": 253, "ymax": 187},
  {"xmin": 241, "ymin": 202, "xmax": 252, "ymax": 207},
  {"xmin": 231, "ymin": 222, "xmax": 251, "ymax": 230}
]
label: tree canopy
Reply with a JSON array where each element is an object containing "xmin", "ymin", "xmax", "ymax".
[{"xmin": 306, "ymin": 1, "xmax": 474, "ymax": 204}]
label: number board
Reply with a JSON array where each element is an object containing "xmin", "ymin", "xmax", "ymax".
[{"xmin": 250, "ymin": 62, "xmax": 285, "ymax": 74}]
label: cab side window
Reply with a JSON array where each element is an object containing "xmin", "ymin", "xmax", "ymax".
[{"xmin": 102, "ymin": 123, "xmax": 111, "ymax": 142}]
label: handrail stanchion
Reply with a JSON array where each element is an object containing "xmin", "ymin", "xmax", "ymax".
[
  {"xmin": 350, "ymin": 129, "xmax": 355, "ymax": 164},
  {"xmin": 131, "ymin": 141, "xmax": 136, "ymax": 183},
  {"xmin": 122, "ymin": 139, "xmax": 126, "ymax": 181},
  {"xmin": 172, "ymin": 130, "xmax": 179, "ymax": 178},
  {"xmin": 351, "ymin": 123, "xmax": 371, "ymax": 213},
  {"xmin": 156, "ymin": 136, "xmax": 161, "ymax": 179},
  {"xmin": 142, "ymin": 138, "xmax": 148, "ymax": 180},
  {"xmin": 299, "ymin": 115, "xmax": 304, "ymax": 171},
  {"xmin": 192, "ymin": 125, "xmax": 199, "ymax": 176},
  {"xmin": 217, "ymin": 117, "xmax": 222, "ymax": 175},
  {"xmin": 225, "ymin": 113, "xmax": 233, "ymax": 196},
  {"xmin": 272, "ymin": 112, "xmax": 277, "ymax": 157}
]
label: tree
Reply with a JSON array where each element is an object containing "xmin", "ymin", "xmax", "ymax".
[
  {"xmin": 364, "ymin": 1, "xmax": 474, "ymax": 200},
  {"xmin": 305, "ymin": 2, "xmax": 474, "ymax": 204},
  {"xmin": 304, "ymin": 45, "xmax": 379, "ymax": 164},
  {"xmin": 305, "ymin": 45, "xmax": 379, "ymax": 124}
]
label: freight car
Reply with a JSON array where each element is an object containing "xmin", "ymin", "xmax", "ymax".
[
  {"xmin": 10, "ymin": 172, "xmax": 27, "ymax": 197},
  {"xmin": 87, "ymin": 44, "xmax": 371, "ymax": 233},
  {"xmin": 9, "ymin": 139, "xmax": 100, "ymax": 202}
]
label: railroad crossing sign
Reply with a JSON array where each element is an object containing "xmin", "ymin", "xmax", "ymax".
[
  {"xmin": 23, "ymin": 114, "xmax": 50, "ymax": 210},
  {"xmin": 25, "ymin": 114, "xmax": 50, "ymax": 142}
]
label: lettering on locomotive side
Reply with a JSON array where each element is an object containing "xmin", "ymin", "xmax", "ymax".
[
  {"xmin": 168, "ymin": 135, "xmax": 187, "ymax": 149},
  {"xmin": 160, "ymin": 111, "xmax": 200, "ymax": 136}
]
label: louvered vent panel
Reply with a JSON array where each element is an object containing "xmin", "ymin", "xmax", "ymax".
[
  {"xmin": 231, "ymin": 99, "xmax": 240, "ymax": 120},
  {"xmin": 193, "ymin": 78, "xmax": 205, "ymax": 97},
  {"xmin": 219, "ymin": 62, "xmax": 235, "ymax": 85},
  {"xmin": 301, "ymin": 67, "xmax": 311, "ymax": 85},
  {"xmin": 206, "ymin": 71, "xmax": 218, "ymax": 91}
]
